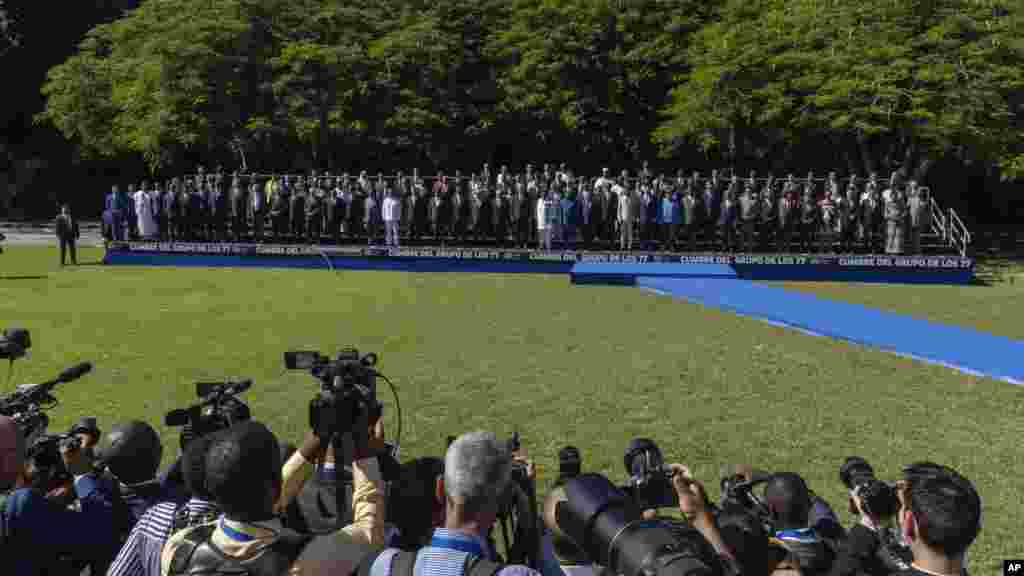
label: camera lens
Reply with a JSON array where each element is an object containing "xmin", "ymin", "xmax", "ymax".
[{"xmin": 840, "ymin": 456, "xmax": 876, "ymax": 490}]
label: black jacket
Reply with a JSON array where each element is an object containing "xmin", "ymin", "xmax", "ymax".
[{"xmin": 56, "ymin": 214, "xmax": 79, "ymax": 240}]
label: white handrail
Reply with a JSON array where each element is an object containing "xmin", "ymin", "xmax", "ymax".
[
  {"xmin": 929, "ymin": 196, "xmax": 947, "ymax": 241},
  {"xmin": 948, "ymin": 208, "xmax": 970, "ymax": 257}
]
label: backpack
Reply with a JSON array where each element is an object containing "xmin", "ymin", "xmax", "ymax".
[
  {"xmin": 168, "ymin": 523, "xmax": 312, "ymax": 576},
  {"xmin": 356, "ymin": 548, "xmax": 505, "ymax": 576}
]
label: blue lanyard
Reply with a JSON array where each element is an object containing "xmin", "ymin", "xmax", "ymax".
[
  {"xmin": 220, "ymin": 519, "xmax": 257, "ymax": 542},
  {"xmin": 429, "ymin": 534, "xmax": 486, "ymax": 558}
]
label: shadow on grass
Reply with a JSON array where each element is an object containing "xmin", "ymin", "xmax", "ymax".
[
  {"xmin": 0, "ymin": 275, "xmax": 49, "ymax": 280},
  {"xmin": 973, "ymin": 257, "xmax": 1020, "ymax": 286}
]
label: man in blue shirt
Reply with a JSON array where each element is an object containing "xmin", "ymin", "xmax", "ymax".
[
  {"xmin": 0, "ymin": 415, "xmax": 120, "ymax": 576},
  {"xmin": 106, "ymin": 184, "xmax": 130, "ymax": 241},
  {"xmin": 365, "ymin": 431, "xmax": 541, "ymax": 576}
]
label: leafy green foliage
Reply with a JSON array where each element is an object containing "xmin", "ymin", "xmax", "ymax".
[
  {"xmin": 656, "ymin": 0, "xmax": 1024, "ymax": 178},
  {"xmin": 36, "ymin": 0, "xmax": 1024, "ymax": 182}
]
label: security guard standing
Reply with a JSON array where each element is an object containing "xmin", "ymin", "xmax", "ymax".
[{"xmin": 55, "ymin": 204, "xmax": 80, "ymax": 266}]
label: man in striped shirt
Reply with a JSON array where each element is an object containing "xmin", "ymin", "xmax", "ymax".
[{"xmin": 107, "ymin": 432, "xmax": 221, "ymax": 576}]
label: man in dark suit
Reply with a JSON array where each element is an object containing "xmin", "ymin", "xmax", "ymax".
[
  {"xmin": 55, "ymin": 204, "xmax": 80, "ymax": 266},
  {"xmin": 230, "ymin": 174, "xmax": 248, "ymax": 241},
  {"xmin": 290, "ymin": 181, "xmax": 307, "ymax": 243}
]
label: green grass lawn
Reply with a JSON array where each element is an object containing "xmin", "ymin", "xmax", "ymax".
[{"xmin": 2, "ymin": 245, "xmax": 1022, "ymax": 570}]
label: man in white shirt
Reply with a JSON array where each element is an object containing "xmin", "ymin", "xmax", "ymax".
[
  {"xmin": 382, "ymin": 189, "xmax": 401, "ymax": 247},
  {"xmin": 594, "ymin": 168, "xmax": 613, "ymax": 192},
  {"xmin": 537, "ymin": 192, "xmax": 551, "ymax": 251}
]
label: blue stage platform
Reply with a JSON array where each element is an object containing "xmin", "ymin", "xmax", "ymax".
[
  {"xmin": 103, "ymin": 242, "xmax": 974, "ymax": 285},
  {"xmin": 636, "ymin": 276, "xmax": 1024, "ymax": 385}
]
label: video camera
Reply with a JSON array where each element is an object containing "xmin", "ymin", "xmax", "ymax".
[
  {"xmin": 557, "ymin": 473, "xmax": 723, "ymax": 576},
  {"xmin": 165, "ymin": 379, "xmax": 253, "ymax": 448},
  {"xmin": 0, "ymin": 361, "xmax": 93, "ymax": 490},
  {"xmin": 0, "ymin": 327, "xmax": 31, "ymax": 361},
  {"xmin": 285, "ymin": 348, "xmax": 381, "ymax": 440},
  {"xmin": 718, "ymin": 471, "xmax": 774, "ymax": 533},
  {"xmin": 620, "ymin": 438, "xmax": 678, "ymax": 511}
]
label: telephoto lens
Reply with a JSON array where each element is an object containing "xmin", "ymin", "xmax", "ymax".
[
  {"xmin": 557, "ymin": 473, "xmax": 722, "ymax": 576},
  {"xmin": 839, "ymin": 456, "xmax": 876, "ymax": 490}
]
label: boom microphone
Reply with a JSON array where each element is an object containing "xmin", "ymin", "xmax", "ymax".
[{"xmin": 59, "ymin": 362, "xmax": 93, "ymax": 383}]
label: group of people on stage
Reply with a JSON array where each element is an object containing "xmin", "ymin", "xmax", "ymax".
[{"xmin": 102, "ymin": 163, "xmax": 935, "ymax": 255}]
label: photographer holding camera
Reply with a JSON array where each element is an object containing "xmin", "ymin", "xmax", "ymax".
[
  {"xmin": 97, "ymin": 420, "xmax": 186, "ymax": 526},
  {"xmin": 893, "ymin": 462, "xmax": 980, "ymax": 576},
  {"xmin": 284, "ymin": 418, "xmax": 401, "ymax": 538},
  {"xmin": 830, "ymin": 457, "xmax": 911, "ymax": 576},
  {"xmin": 0, "ymin": 414, "xmax": 121, "ymax": 576},
  {"xmin": 159, "ymin": 405, "xmax": 387, "ymax": 576},
  {"xmin": 360, "ymin": 431, "xmax": 541, "ymax": 576}
]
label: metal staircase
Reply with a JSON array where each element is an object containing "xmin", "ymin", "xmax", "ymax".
[{"xmin": 928, "ymin": 193, "xmax": 972, "ymax": 257}]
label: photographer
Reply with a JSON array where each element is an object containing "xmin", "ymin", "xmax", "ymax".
[
  {"xmin": 541, "ymin": 485, "xmax": 594, "ymax": 576},
  {"xmin": 763, "ymin": 473, "xmax": 836, "ymax": 575},
  {"xmin": 0, "ymin": 415, "xmax": 121, "ymax": 576},
  {"xmin": 360, "ymin": 431, "xmax": 541, "ymax": 576},
  {"xmin": 894, "ymin": 462, "xmax": 980, "ymax": 576},
  {"xmin": 385, "ymin": 456, "xmax": 445, "ymax": 550},
  {"xmin": 830, "ymin": 458, "xmax": 909, "ymax": 576},
  {"xmin": 669, "ymin": 464, "xmax": 733, "ymax": 566},
  {"xmin": 282, "ymin": 415, "xmax": 397, "ymax": 537},
  {"xmin": 97, "ymin": 420, "xmax": 183, "ymax": 525},
  {"xmin": 160, "ymin": 412, "xmax": 387, "ymax": 576},
  {"xmin": 107, "ymin": 431, "xmax": 222, "ymax": 576}
]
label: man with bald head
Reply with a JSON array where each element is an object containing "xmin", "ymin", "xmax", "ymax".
[{"xmin": 1, "ymin": 415, "xmax": 121, "ymax": 575}]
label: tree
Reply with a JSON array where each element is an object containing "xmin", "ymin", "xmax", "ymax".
[
  {"xmin": 655, "ymin": 0, "xmax": 1024, "ymax": 180},
  {"xmin": 488, "ymin": 0, "xmax": 714, "ymax": 165}
]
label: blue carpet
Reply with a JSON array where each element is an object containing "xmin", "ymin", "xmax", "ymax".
[{"xmin": 636, "ymin": 276, "xmax": 1024, "ymax": 385}]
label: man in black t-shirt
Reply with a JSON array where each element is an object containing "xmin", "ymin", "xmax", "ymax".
[{"xmin": 890, "ymin": 462, "xmax": 980, "ymax": 576}]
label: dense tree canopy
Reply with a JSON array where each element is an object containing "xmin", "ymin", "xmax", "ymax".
[
  {"xmin": 655, "ymin": 0, "xmax": 1024, "ymax": 181},
  {"xmin": 33, "ymin": 0, "xmax": 1024, "ymax": 190}
]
